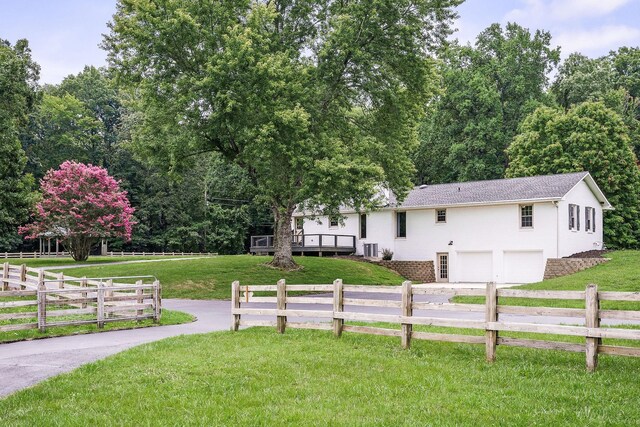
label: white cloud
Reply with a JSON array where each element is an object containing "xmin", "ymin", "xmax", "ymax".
[
  {"xmin": 550, "ymin": 0, "xmax": 631, "ymax": 21},
  {"xmin": 555, "ymin": 24, "xmax": 640, "ymax": 56},
  {"xmin": 504, "ymin": 0, "xmax": 632, "ymax": 26}
]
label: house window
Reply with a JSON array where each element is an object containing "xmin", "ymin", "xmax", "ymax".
[
  {"xmin": 295, "ymin": 217, "xmax": 304, "ymax": 231},
  {"xmin": 585, "ymin": 207, "xmax": 595, "ymax": 232},
  {"xmin": 396, "ymin": 212, "xmax": 407, "ymax": 238},
  {"xmin": 520, "ymin": 205, "xmax": 533, "ymax": 228},
  {"xmin": 569, "ymin": 204, "xmax": 580, "ymax": 231},
  {"xmin": 359, "ymin": 213, "xmax": 367, "ymax": 239},
  {"xmin": 329, "ymin": 217, "xmax": 339, "ymax": 228},
  {"xmin": 436, "ymin": 209, "xmax": 446, "ymax": 223}
]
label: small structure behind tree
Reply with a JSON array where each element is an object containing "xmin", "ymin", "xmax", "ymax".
[{"xmin": 20, "ymin": 161, "xmax": 135, "ymax": 261}]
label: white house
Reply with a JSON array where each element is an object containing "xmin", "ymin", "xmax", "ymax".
[{"xmin": 290, "ymin": 172, "xmax": 612, "ymax": 284}]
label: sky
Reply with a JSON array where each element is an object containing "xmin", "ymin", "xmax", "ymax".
[{"xmin": 1, "ymin": 0, "xmax": 639, "ymax": 85}]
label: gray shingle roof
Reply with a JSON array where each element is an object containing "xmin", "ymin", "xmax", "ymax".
[{"xmin": 394, "ymin": 172, "xmax": 590, "ymax": 208}]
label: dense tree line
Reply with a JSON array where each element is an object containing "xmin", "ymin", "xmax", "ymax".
[
  {"xmin": 415, "ymin": 24, "xmax": 640, "ymax": 248},
  {"xmin": 2, "ymin": 11, "xmax": 640, "ymax": 256}
]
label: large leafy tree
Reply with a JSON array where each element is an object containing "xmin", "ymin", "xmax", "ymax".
[
  {"xmin": 22, "ymin": 92, "xmax": 103, "ymax": 179},
  {"xmin": 56, "ymin": 66, "xmax": 124, "ymax": 170},
  {"xmin": 551, "ymin": 49, "xmax": 640, "ymax": 157},
  {"xmin": 551, "ymin": 53, "xmax": 616, "ymax": 110},
  {"xmin": 416, "ymin": 23, "xmax": 560, "ymax": 183},
  {"xmin": 0, "ymin": 39, "xmax": 38, "ymax": 250},
  {"xmin": 104, "ymin": 0, "xmax": 460, "ymax": 268},
  {"xmin": 507, "ymin": 102, "xmax": 640, "ymax": 248}
]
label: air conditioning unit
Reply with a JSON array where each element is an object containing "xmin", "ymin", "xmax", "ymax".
[{"xmin": 363, "ymin": 243, "xmax": 379, "ymax": 258}]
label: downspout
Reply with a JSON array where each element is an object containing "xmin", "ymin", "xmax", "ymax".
[{"xmin": 553, "ymin": 201, "xmax": 560, "ymax": 258}]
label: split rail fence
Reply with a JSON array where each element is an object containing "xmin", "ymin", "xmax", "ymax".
[
  {"xmin": 231, "ymin": 280, "xmax": 640, "ymax": 372},
  {"xmin": 0, "ymin": 251, "xmax": 216, "ymax": 259},
  {"xmin": 106, "ymin": 251, "xmax": 216, "ymax": 257},
  {"xmin": 0, "ymin": 263, "xmax": 161, "ymax": 334}
]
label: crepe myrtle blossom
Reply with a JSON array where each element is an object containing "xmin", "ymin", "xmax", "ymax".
[{"xmin": 20, "ymin": 161, "xmax": 135, "ymax": 261}]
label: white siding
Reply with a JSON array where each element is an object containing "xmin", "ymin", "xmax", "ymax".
[
  {"xmin": 503, "ymin": 250, "xmax": 544, "ymax": 283},
  {"xmin": 294, "ymin": 178, "xmax": 606, "ymax": 284},
  {"xmin": 457, "ymin": 251, "xmax": 493, "ymax": 282},
  {"xmin": 557, "ymin": 180, "xmax": 605, "ymax": 257}
]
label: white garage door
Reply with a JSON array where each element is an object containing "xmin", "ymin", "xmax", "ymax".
[
  {"xmin": 503, "ymin": 250, "xmax": 544, "ymax": 284},
  {"xmin": 457, "ymin": 251, "xmax": 493, "ymax": 283}
]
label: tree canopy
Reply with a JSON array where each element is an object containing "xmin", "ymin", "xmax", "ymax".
[
  {"xmin": 104, "ymin": 0, "xmax": 461, "ymax": 268},
  {"xmin": 507, "ymin": 102, "xmax": 640, "ymax": 248},
  {"xmin": 415, "ymin": 23, "xmax": 560, "ymax": 184},
  {"xmin": 0, "ymin": 39, "xmax": 38, "ymax": 250}
]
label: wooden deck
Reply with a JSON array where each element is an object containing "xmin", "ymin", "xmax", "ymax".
[{"xmin": 250, "ymin": 234, "xmax": 356, "ymax": 256}]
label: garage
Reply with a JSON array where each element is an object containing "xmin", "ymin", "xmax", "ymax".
[
  {"xmin": 503, "ymin": 250, "xmax": 544, "ymax": 284},
  {"xmin": 456, "ymin": 251, "xmax": 493, "ymax": 283}
]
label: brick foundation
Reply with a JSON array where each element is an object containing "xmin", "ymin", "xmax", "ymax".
[
  {"xmin": 543, "ymin": 258, "xmax": 610, "ymax": 280},
  {"xmin": 374, "ymin": 260, "xmax": 436, "ymax": 283}
]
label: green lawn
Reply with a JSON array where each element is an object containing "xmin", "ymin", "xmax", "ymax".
[
  {"xmin": 8, "ymin": 255, "xmax": 209, "ymax": 268},
  {"xmin": 56, "ymin": 256, "xmax": 404, "ymax": 300},
  {"xmin": 0, "ymin": 309, "xmax": 194, "ymax": 344},
  {"xmin": 2, "ymin": 328, "xmax": 639, "ymax": 425},
  {"xmin": 454, "ymin": 250, "xmax": 640, "ymax": 310}
]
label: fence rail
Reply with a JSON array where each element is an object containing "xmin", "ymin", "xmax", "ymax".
[
  {"xmin": 230, "ymin": 280, "xmax": 640, "ymax": 372},
  {"xmin": 250, "ymin": 234, "xmax": 357, "ymax": 254},
  {"xmin": 0, "ymin": 263, "xmax": 161, "ymax": 333},
  {"xmin": 0, "ymin": 252, "xmax": 70, "ymax": 259},
  {"xmin": 0, "ymin": 251, "xmax": 216, "ymax": 259},
  {"xmin": 106, "ymin": 251, "xmax": 216, "ymax": 257}
]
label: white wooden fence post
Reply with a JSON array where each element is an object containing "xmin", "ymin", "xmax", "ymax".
[
  {"xmin": 136, "ymin": 279, "xmax": 144, "ymax": 318},
  {"xmin": 277, "ymin": 279, "xmax": 286, "ymax": 333},
  {"xmin": 485, "ymin": 282, "xmax": 498, "ymax": 362},
  {"xmin": 333, "ymin": 279, "xmax": 344, "ymax": 337},
  {"xmin": 1, "ymin": 262, "xmax": 8, "ymax": 291},
  {"xmin": 81, "ymin": 277, "xmax": 88, "ymax": 308},
  {"xmin": 401, "ymin": 281, "xmax": 413, "ymax": 349},
  {"xmin": 231, "ymin": 280, "xmax": 240, "ymax": 331},
  {"xmin": 585, "ymin": 284, "xmax": 600, "ymax": 372},
  {"xmin": 19, "ymin": 264, "xmax": 27, "ymax": 285},
  {"xmin": 37, "ymin": 270, "xmax": 46, "ymax": 332},
  {"xmin": 153, "ymin": 280, "xmax": 161, "ymax": 323},
  {"xmin": 97, "ymin": 283, "xmax": 105, "ymax": 329}
]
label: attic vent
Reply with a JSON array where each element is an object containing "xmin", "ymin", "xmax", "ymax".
[
  {"xmin": 458, "ymin": 187, "xmax": 461, "ymax": 192},
  {"xmin": 419, "ymin": 184, "xmax": 428, "ymax": 189}
]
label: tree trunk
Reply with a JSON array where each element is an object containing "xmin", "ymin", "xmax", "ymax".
[
  {"xmin": 64, "ymin": 236, "xmax": 97, "ymax": 261},
  {"xmin": 268, "ymin": 206, "xmax": 298, "ymax": 270}
]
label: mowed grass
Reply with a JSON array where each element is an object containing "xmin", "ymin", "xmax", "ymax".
[
  {"xmin": 1, "ymin": 328, "xmax": 640, "ymax": 426},
  {"xmin": 454, "ymin": 250, "xmax": 640, "ymax": 310},
  {"xmin": 57, "ymin": 256, "xmax": 404, "ymax": 300},
  {"xmin": 0, "ymin": 309, "xmax": 194, "ymax": 344},
  {"xmin": 11, "ymin": 255, "xmax": 210, "ymax": 269}
]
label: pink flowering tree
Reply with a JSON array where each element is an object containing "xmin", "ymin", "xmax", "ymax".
[{"xmin": 20, "ymin": 161, "xmax": 135, "ymax": 261}]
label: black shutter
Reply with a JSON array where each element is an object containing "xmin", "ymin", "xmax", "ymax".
[
  {"xmin": 593, "ymin": 209, "xmax": 596, "ymax": 233},
  {"xmin": 568, "ymin": 204, "xmax": 572, "ymax": 229},
  {"xmin": 577, "ymin": 206, "xmax": 580, "ymax": 231}
]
